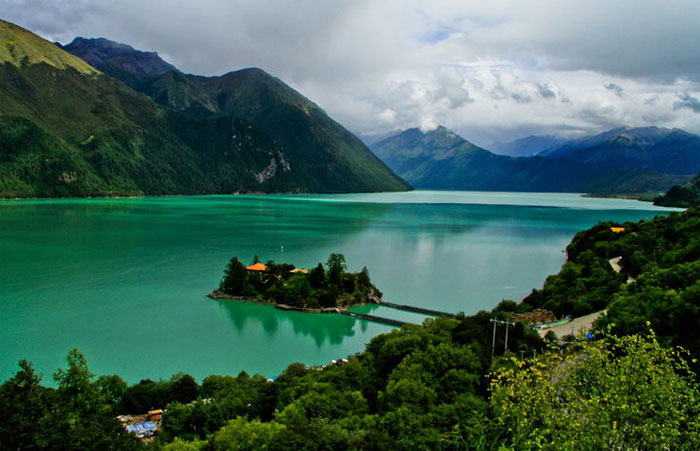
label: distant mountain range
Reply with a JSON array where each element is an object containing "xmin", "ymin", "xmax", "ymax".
[
  {"xmin": 0, "ymin": 20, "xmax": 408, "ymax": 197},
  {"xmin": 538, "ymin": 126, "xmax": 700, "ymax": 176},
  {"xmin": 371, "ymin": 126, "xmax": 692, "ymax": 193},
  {"xmin": 489, "ymin": 135, "xmax": 565, "ymax": 157}
]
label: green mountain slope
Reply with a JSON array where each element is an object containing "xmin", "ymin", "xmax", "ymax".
[
  {"xmin": 371, "ymin": 126, "xmax": 688, "ymax": 192},
  {"xmin": 654, "ymin": 172, "xmax": 700, "ymax": 207},
  {"xmin": 63, "ymin": 37, "xmax": 410, "ymax": 193},
  {"xmin": 142, "ymin": 68, "xmax": 410, "ymax": 193},
  {"xmin": 0, "ymin": 20, "xmax": 408, "ymax": 197},
  {"xmin": 0, "ymin": 54, "xmax": 294, "ymax": 195},
  {"xmin": 0, "ymin": 20, "xmax": 97, "ymax": 75}
]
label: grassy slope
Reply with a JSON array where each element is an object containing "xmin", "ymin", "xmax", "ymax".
[{"xmin": 0, "ymin": 20, "xmax": 97, "ymax": 75}]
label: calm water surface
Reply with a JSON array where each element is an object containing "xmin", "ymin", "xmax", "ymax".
[{"xmin": 0, "ymin": 191, "xmax": 678, "ymax": 383}]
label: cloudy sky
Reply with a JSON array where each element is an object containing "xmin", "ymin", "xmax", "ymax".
[{"xmin": 2, "ymin": 0, "xmax": 700, "ymax": 145}]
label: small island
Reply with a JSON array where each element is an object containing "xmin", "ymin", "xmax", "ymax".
[{"xmin": 209, "ymin": 253, "xmax": 382, "ymax": 312}]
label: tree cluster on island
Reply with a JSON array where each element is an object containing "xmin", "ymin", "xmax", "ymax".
[
  {"xmin": 215, "ymin": 253, "xmax": 381, "ymax": 309},
  {"xmin": 3, "ymin": 208, "xmax": 700, "ymax": 449}
]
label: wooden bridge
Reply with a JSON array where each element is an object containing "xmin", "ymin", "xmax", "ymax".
[
  {"xmin": 380, "ymin": 301, "xmax": 457, "ymax": 318},
  {"xmin": 337, "ymin": 310, "xmax": 411, "ymax": 327},
  {"xmin": 337, "ymin": 299, "xmax": 458, "ymax": 327}
]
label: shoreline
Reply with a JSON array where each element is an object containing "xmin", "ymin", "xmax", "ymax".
[
  {"xmin": 0, "ymin": 188, "xmax": 413, "ymax": 201},
  {"xmin": 208, "ymin": 290, "xmax": 372, "ymax": 314},
  {"xmin": 581, "ymin": 192, "xmax": 659, "ymax": 202}
]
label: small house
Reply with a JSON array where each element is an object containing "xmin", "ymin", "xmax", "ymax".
[
  {"xmin": 126, "ymin": 421, "xmax": 158, "ymax": 438},
  {"xmin": 246, "ymin": 263, "xmax": 267, "ymax": 272},
  {"xmin": 610, "ymin": 227, "xmax": 625, "ymax": 233},
  {"xmin": 147, "ymin": 409, "xmax": 163, "ymax": 421}
]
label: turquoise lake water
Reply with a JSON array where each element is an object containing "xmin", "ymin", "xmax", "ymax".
[{"xmin": 0, "ymin": 191, "xmax": 678, "ymax": 383}]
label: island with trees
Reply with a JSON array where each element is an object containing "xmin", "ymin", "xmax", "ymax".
[{"xmin": 209, "ymin": 253, "xmax": 382, "ymax": 312}]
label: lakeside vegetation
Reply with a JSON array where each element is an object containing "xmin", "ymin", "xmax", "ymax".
[
  {"xmin": 512, "ymin": 207, "xmax": 700, "ymax": 356},
  {"xmin": 654, "ymin": 172, "xmax": 700, "ymax": 208},
  {"xmin": 212, "ymin": 253, "xmax": 381, "ymax": 309},
  {"xmin": 2, "ymin": 207, "xmax": 700, "ymax": 449}
]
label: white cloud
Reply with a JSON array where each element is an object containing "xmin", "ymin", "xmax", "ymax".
[{"xmin": 2, "ymin": 0, "xmax": 700, "ymax": 144}]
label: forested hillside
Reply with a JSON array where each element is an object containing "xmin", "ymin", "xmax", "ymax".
[
  {"xmin": 0, "ymin": 20, "xmax": 409, "ymax": 197},
  {"xmin": 62, "ymin": 36, "xmax": 410, "ymax": 194},
  {"xmin": 654, "ymin": 172, "xmax": 700, "ymax": 208}
]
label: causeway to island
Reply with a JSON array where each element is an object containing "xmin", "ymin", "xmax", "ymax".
[{"xmin": 209, "ymin": 253, "xmax": 458, "ymax": 327}]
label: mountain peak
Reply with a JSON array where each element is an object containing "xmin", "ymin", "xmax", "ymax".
[
  {"xmin": 64, "ymin": 37, "xmax": 138, "ymax": 53},
  {"xmin": 62, "ymin": 36, "xmax": 178, "ymax": 87}
]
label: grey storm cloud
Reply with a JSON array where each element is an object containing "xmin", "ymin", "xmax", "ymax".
[
  {"xmin": 605, "ymin": 83, "xmax": 625, "ymax": 97},
  {"xmin": 537, "ymin": 84, "xmax": 557, "ymax": 99},
  {"xmin": 1, "ymin": 0, "xmax": 700, "ymax": 143},
  {"xmin": 511, "ymin": 93, "xmax": 533, "ymax": 104},
  {"xmin": 674, "ymin": 93, "xmax": 700, "ymax": 114}
]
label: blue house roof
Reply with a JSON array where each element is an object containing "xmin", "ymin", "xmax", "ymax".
[{"xmin": 126, "ymin": 421, "xmax": 157, "ymax": 433}]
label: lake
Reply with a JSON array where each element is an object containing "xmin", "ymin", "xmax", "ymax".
[{"xmin": 0, "ymin": 191, "xmax": 677, "ymax": 383}]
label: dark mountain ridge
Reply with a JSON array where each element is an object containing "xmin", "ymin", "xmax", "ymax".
[
  {"xmin": 63, "ymin": 37, "xmax": 409, "ymax": 194},
  {"xmin": 372, "ymin": 126, "xmax": 689, "ymax": 193},
  {"xmin": 59, "ymin": 37, "xmax": 178, "ymax": 88},
  {"xmin": 539, "ymin": 126, "xmax": 700, "ymax": 176},
  {"xmin": 489, "ymin": 134, "xmax": 565, "ymax": 157}
]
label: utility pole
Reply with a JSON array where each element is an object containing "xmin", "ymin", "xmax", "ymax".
[
  {"xmin": 490, "ymin": 317, "xmax": 515, "ymax": 360},
  {"xmin": 280, "ymin": 245, "xmax": 284, "ymax": 263},
  {"xmin": 504, "ymin": 319, "xmax": 514, "ymax": 352},
  {"xmin": 491, "ymin": 318, "xmax": 498, "ymax": 361}
]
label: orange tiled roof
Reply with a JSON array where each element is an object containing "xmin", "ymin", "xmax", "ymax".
[
  {"xmin": 246, "ymin": 263, "xmax": 267, "ymax": 271},
  {"xmin": 610, "ymin": 227, "xmax": 625, "ymax": 233}
]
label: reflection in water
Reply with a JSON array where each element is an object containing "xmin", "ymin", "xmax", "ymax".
[{"xmin": 216, "ymin": 300, "xmax": 360, "ymax": 348}]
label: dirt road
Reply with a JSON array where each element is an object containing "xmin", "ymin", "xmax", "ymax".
[{"xmin": 538, "ymin": 310, "xmax": 606, "ymax": 338}]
